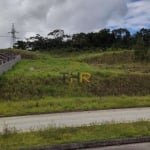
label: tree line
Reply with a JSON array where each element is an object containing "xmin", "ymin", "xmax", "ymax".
[{"xmin": 15, "ymin": 28, "xmax": 150, "ymax": 60}]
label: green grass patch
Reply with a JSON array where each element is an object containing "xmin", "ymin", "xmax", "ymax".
[
  {"xmin": 4, "ymin": 56, "xmax": 99, "ymax": 77},
  {"xmin": 0, "ymin": 49, "xmax": 150, "ymax": 99},
  {"xmin": 0, "ymin": 121, "xmax": 150, "ymax": 150},
  {"xmin": 0, "ymin": 96, "xmax": 150, "ymax": 117}
]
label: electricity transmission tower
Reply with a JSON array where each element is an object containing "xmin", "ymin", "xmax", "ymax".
[{"xmin": 8, "ymin": 23, "xmax": 19, "ymax": 48}]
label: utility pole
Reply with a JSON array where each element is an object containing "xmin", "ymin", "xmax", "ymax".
[{"xmin": 8, "ymin": 23, "xmax": 19, "ymax": 48}]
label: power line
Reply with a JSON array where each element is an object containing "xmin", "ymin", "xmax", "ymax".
[
  {"xmin": 0, "ymin": 35, "xmax": 10, "ymax": 38},
  {"xmin": 8, "ymin": 23, "xmax": 19, "ymax": 48},
  {"xmin": 0, "ymin": 24, "xmax": 47, "ymax": 47},
  {"xmin": 0, "ymin": 23, "xmax": 21, "ymax": 48}
]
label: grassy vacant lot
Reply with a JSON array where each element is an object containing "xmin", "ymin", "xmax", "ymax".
[
  {"xmin": 0, "ymin": 49, "xmax": 150, "ymax": 116},
  {"xmin": 0, "ymin": 49, "xmax": 150, "ymax": 149},
  {"xmin": 0, "ymin": 96, "xmax": 150, "ymax": 117},
  {"xmin": 0, "ymin": 121, "xmax": 150, "ymax": 150}
]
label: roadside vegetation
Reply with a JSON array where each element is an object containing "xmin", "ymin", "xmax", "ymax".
[
  {"xmin": 0, "ymin": 121, "xmax": 150, "ymax": 150},
  {"xmin": 0, "ymin": 49, "xmax": 150, "ymax": 116},
  {"xmin": 0, "ymin": 96, "xmax": 150, "ymax": 117},
  {"xmin": 0, "ymin": 43, "xmax": 150, "ymax": 149}
]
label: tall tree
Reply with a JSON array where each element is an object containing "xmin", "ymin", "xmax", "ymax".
[{"xmin": 112, "ymin": 28, "xmax": 131, "ymax": 48}]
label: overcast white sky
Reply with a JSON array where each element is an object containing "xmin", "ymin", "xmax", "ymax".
[{"xmin": 0, "ymin": 0, "xmax": 149, "ymax": 48}]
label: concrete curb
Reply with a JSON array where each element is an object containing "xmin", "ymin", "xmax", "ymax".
[{"xmin": 20, "ymin": 136, "xmax": 150, "ymax": 150}]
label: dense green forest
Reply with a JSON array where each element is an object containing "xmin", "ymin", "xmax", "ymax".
[{"xmin": 15, "ymin": 28, "xmax": 150, "ymax": 60}]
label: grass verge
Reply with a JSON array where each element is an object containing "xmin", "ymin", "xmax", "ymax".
[
  {"xmin": 0, "ymin": 121, "xmax": 150, "ymax": 150},
  {"xmin": 0, "ymin": 96, "xmax": 150, "ymax": 117}
]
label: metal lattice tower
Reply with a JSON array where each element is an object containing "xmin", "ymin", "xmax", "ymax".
[{"xmin": 8, "ymin": 23, "xmax": 19, "ymax": 48}]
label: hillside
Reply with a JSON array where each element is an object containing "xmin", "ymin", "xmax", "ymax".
[
  {"xmin": 0, "ymin": 49, "xmax": 150, "ymax": 98},
  {"xmin": 0, "ymin": 49, "xmax": 149, "ymax": 116}
]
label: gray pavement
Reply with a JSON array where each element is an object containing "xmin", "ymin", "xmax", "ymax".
[
  {"xmin": 0, "ymin": 107, "xmax": 150, "ymax": 132},
  {"xmin": 84, "ymin": 142, "xmax": 150, "ymax": 150}
]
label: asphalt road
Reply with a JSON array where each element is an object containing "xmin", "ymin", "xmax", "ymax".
[
  {"xmin": 84, "ymin": 142, "xmax": 150, "ymax": 150},
  {"xmin": 0, "ymin": 108, "xmax": 150, "ymax": 132}
]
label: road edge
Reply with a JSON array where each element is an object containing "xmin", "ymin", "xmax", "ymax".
[
  {"xmin": 1, "ymin": 107, "xmax": 150, "ymax": 118},
  {"xmin": 20, "ymin": 136, "xmax": 150, "ymax": 150}
]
